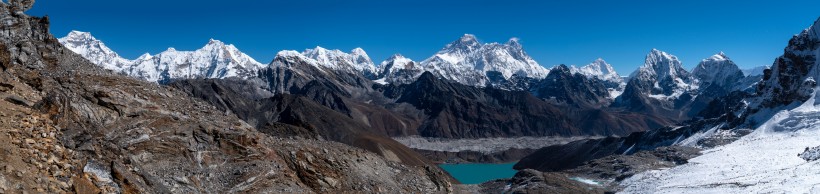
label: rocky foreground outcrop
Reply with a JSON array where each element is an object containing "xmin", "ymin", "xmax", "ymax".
[{"xmin": 0, "ymin": 1, "xmax": 451, "ymax": 193}]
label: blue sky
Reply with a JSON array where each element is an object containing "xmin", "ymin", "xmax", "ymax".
[{"xmin": 29, "ymin": 0, "xmax": 820, "ymax": 73}]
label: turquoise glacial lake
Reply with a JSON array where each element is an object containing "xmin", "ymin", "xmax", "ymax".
[{"xmin": 439, "ymin": 162, "xmax": 518, "ymax": 184}]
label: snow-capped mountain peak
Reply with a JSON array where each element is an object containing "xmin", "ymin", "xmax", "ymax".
[
  {"xmin": 712, "ymin": 51, "xmax": 728, "ymax": 60},
  {"xmin": 58, "ymin": 30, "xmax": 132, "ymax": 71},
  {"xmin": 60, "ymin": 31, "xmax": 264, "ymax": 83},
  {"xmin": 416, "ymin": 34, "xmax": 549, "ymax": 87},
  {"xmin": 571, "ymin": 58, "xmax": 623, "ymax": 83},
  {"xmin": 633, "ymin": 49, "xmax": 690, "ymax": 81},
  {"xmin": 506, "ymin": 37, "xmax": 522, "ymax": 48},
  {"xmin": 428, "ymin": 34, "xmax": 481, "ymax": 65},
  {"xmin": 300, "ymin": 46, "xmax": 379, "ymax": 78},
  {"xmin": 628, "ymin": 49, "xmax": 697, "ymax": 99},
  {"xmin": 380, "ymin": 54, "xmax": 415, "ymax": 72},
  {"xmin": 207, "ymin": 38, "xmax": 221, "ymax": 45},
  {"xmin": 64, "ymin": 30, "xmax": 94, "ymax": 41},
  {"xmin": 691, "ymin": 52, "xmax": 744, "ymax": 90},
  {"xmin": 137, "ymin": 53, "xmax": 153, "ymax": 61},
  {"xmin": 455, "ymin": 34, "xmax": 479, "ymax": 47},
  {"xmin": 376, "ymin": 54, "xmax": 423, "ymax": 84}
]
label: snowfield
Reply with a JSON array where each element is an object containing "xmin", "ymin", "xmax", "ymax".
[{"xmin": 619, "ymin": 92, "xmax": 820, "ymax": 193}]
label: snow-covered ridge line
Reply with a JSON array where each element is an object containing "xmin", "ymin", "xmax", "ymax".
[
  {"xmin": 59, "ymin": 30, "xmax": 265, "ymax": 83},
  {"xmin": 405, "ymin": 34, "xmax": 550, "ymax": 87},
  {"xmin": 62, "ymin": 30, "xmax": 760, "ymax": 96}
]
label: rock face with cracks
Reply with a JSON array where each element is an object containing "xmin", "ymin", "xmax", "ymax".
[{"xmin": 0, "ymin": 1, "xmax": 452, "ymax": 193}]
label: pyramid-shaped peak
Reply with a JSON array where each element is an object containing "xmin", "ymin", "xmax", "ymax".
[
  {"xmin": 460, "ymin": 34, "xmax": 478, "ymax": 42},
  {"xmin": 207, "ymin": 38, "xmax": 224, "ymax": 45},
  {"xmin": 707, "ymin": 51, "xmax": 730, "ymax": 61},
  {"xmin": 351, "ymin": 47, "xmax": 368, "ymax": 55},
  {"xmin": 66, "ymin": 30, "xmax": 93, "ymax": 39},
  {"xmin": 645, "ymin": 49, "xmax": 680, "ymax": 64},
  {"xmin": 506, "ymin": 37, "xmax": 522, "ymax": 47},
  {"xmin": 591, "ymin": 58, "xmax": 608, "ymax": 65},
  {"xmin": 389, "ymin": 54, "xmax": 405, "ymax": 58}
]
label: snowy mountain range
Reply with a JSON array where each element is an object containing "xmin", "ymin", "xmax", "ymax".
[
  {"xmin": 61, "ymin": 31, "xmax": 760, "ymax": 109},
  {"xmin": 58, "ymin": 31, "xmax": 265, "ymax": 83}
]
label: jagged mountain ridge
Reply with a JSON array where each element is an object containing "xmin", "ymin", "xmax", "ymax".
[
  {"xmin": 613, "ymin": 49, "xmax": 756, "ymax": 121},
  {"xmin": 301, "ymin": 46, "xmax": 379, "ymax": 79},
  {"xmin": 59, "ymin": 31, "xmax": 265, "ymax": 83},
  {"xmin": 385, "ymin": 34, "xmax": 550, "ymax": 87},
  {"xmin": 61, "ymin": 32, "xmax": 762, "ymax": 135}
]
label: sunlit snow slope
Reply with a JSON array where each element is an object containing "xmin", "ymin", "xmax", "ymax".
[{"xmin": 620, "ymin": 92, "xmax": 820, "ymax": 193}]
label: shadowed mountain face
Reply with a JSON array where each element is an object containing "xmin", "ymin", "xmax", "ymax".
[
  {"xmin": 381, "ymin": 72, "xmax": 672, "ymax": 138},
  {"xmin": 170, "ymin": 78, "xmax": 438, "ymax": 167},
  {"xmin": 531, "ymin": 64, "xmax": 611, "ymax": 108}
]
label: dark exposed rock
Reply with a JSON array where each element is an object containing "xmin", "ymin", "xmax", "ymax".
[
  {"xmin": 566, "ymin": 146, "xmax": 700, "ymax": 182},
  {"xmin": 8, "ymin": 0, "xmax": 34, "ymax": 12},
  {"xmin": 531, "ymin": 64, "xmax": 611, "ymax": 108},
  {"xmin": 383, "ymin": 72, "xmax": 671, "ymax": 138},
  {"xmin": 0, "ymin": 82, "xmax": 12, "ymax": 92},
  {"xmin": 479, "ymin": 169, "xmax": 605, "ymax": 194},
  {"xmin": 170, "ymin": 78, "xmax": 444, "ymax": 168},
  {"xmin": 513, "ymin": 112, "xmax": 734, "ymax": 173},
  {"xmin": 799, "ymin": 146, "xmax": 820, "ymax": 162}
]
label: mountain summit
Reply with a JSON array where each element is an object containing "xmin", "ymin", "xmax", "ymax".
[
  {"xmin": 301, "ymin": 46, "xmax": 379, "ymax": 79},
  {"xmin": 58, "ymin": 31, "xmax": 132, "ymax": 71},
  {"xmin": 691, "ymin": 52, "xmax": 745, "ymax": 91},
  {"xmin": 383, "ymin": 34, "xmax": 549, "ymax": 87},
  {"xmin": 571, "ymin": 58, "xmax": 626, "ymax": 98},
  {"xmin": 629, "ymin": 49, "xmax": 697, "ymax": 99}
]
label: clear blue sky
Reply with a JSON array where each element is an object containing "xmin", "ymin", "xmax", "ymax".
[{"xmin": 28, "ymin": 0, "xmax": 820, "ymax": 74}]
